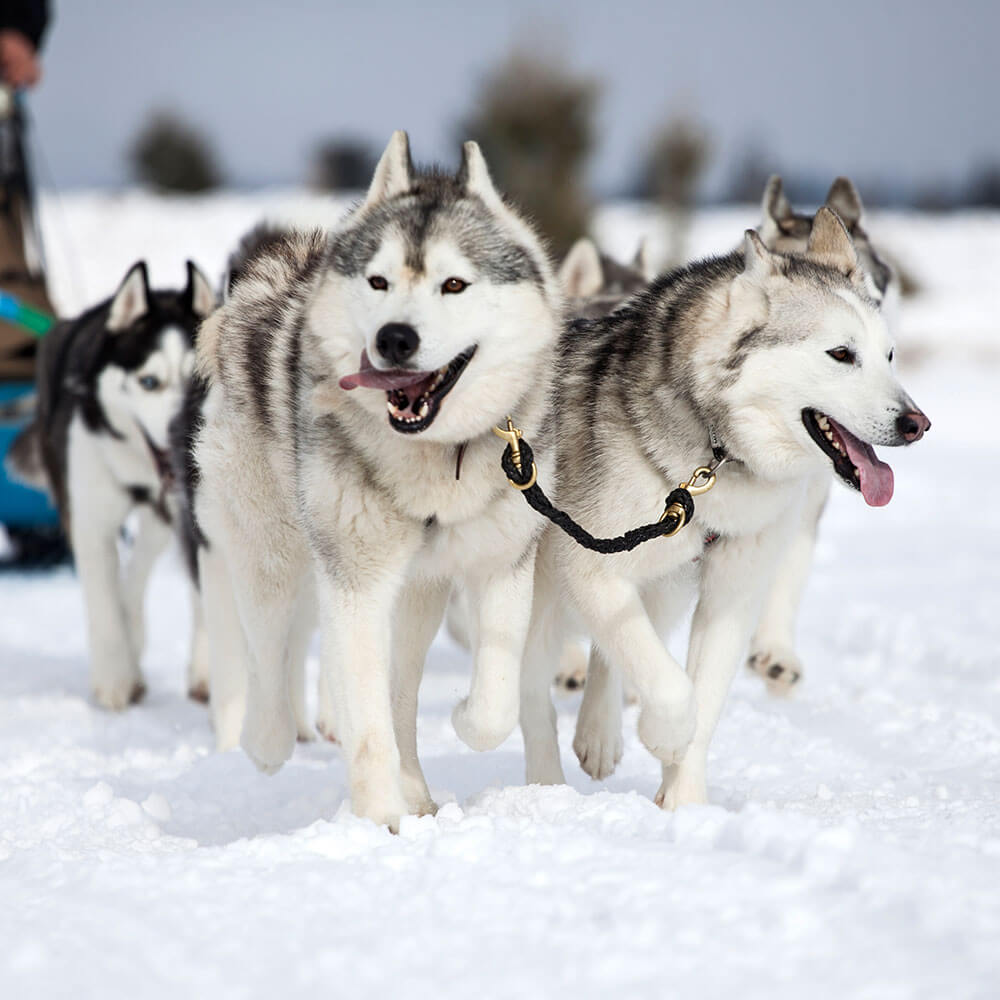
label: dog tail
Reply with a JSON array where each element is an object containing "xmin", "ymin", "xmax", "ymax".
[{"xmin": 6, "ymin": 420, "xmax": 50, "ymax": 494}]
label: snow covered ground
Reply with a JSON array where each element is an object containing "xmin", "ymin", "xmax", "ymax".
[{"xmin": 1, "ymin": 193, "xmax": 998, "ymax": 999}]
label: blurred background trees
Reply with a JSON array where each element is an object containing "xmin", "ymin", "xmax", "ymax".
[
  {"xmin": 128, "ymin": 111, "xmax": 222, "ymax": 193},
  {"xmin": 310, "ymin": 138, "xmax": 375, "ymax": 192},
  {"xmin": 639, "ymin": 115, "xmax": 711, "ymax": 267},
  {"xmin": 460, "ymin": 48, "xmax": 598, "ymax": 257}
]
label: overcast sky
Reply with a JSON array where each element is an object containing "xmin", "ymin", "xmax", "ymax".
[{"xmin": 27, "ymin": 0, "xmax": 1000, "ymax": 199}]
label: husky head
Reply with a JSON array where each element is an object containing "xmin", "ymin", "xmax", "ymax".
[
  {"xmin": 714, "ymin": 209, "xmax": 928, "ymax": 506},
  {"xmin": 759, "ymin": 175, "xmax": 896, "ymax": 317},
  {"xmin": 94, "ymin": 260, "xmax": 214, "ymax": 478},
  {"xmin": 320, "ymin": 131, "xmax": 561, "ymax": 441},
  {"xmin": 559, "ymin": 237, "xmax": 653, "ymax": 319}
]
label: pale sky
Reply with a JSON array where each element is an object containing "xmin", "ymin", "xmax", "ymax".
[{"xmin": 28, "ymin": 0, "xmax": 1000, "ymax": 199}]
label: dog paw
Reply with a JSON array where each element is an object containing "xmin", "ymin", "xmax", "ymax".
[
  {"xmin": 573, "ymin": 699, "xmax": 623, "ymax": 780},
  {"xmin": 637, "ymin": 681, "xmax": 696, "ymax": 766},
  {"xmin": 351, "ymin": 784, "xmax": 410, "ymax": 834},
  {"xmin": 187, "ymin": 681, "xmax": 210, "ymax": 704},
  {"xmin": 654, "ymin": 764, "xmax": 707, "ymax": 810},
  {"xmin": 240, "ymin": 705, "xmax": 296, "ymax": 775},
  {"xmin": 316, "ymin": 714, "xmax": 339, "ymax": 744},
  {"xmin": 553, "ymin": 639, "xmax": 589, "ymax": 694},
  {"xmin": 452, "ymin": 697, "xmax": 516, "ymax": 752},
  {"xmin": 92, "ymin": 670, "xmax": 145, "ymax": 711},
  {"xmin": 747, "ymin": 647, "xmax": 803, "ymax": 696}
]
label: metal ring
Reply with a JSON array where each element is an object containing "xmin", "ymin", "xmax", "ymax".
[{"xmin": 508, "ymin": 462, "xmax": 538, "ymax": 491}]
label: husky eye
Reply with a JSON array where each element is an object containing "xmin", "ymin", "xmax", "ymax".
[
  {"xmin": 368, "ymin": 275, "xmax": 388, "ymax": 291},
  {"xmin": 441, "ymin": 277, "xmax": 468, "ymax": 295},
  {"xmin": 888, "ymin": 347, "xmax": 895, "ymax": 363},
  {"xmin": 138, "ymin": 374, "xmax": 161, "ymax": 391},
  {"xmin": 827, "ymin": 346, "xmax": 856, "ymax": 365}
]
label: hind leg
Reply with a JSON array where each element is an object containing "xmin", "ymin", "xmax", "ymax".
[
  {"xmin": 286, "ymin": 584, "xmax": 317, "ymax": 743},
  {"xmin": 392, "ymin": 579, "xmax": 449, "ymax": 815},
  {"xmin": 186, "ymin": 584, "xmax": 211, "ymax": 703},
  {"xmin": 198, "ymin": 542, "xmax": 249, "ymax": 750},
  {"xmin": 747, "ymin": 475, "xmax": 828, "ymax": 695}
]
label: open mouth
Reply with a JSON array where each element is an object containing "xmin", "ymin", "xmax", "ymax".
[
  {"xmin": 801, "ymin": 409, "xmax": 893, "ymax": 506},
  {"xmin": 339, "ymin": 346, "xmax": 477, "ymax": 434},
  {"xmin": 138, "ymin": 426, "xmax": 174, "ymax": 487}
]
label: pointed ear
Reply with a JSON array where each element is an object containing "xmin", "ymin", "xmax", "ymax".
[
  {"xmin": 761, "ymin": 174, "xmax": 792, "ymax": 224},
  {"xmin": 457, "ymin": 140, "xmax": 504, "ymax": 209},
  {"xmin": 806, "ymin": 206, "xmax": 860, "ymax": 275},
  {"xmin": 184, "ymin": 260, "xmax": 216, "ymax": 319},
  {"xmin": 559, "ymin": 238, "xmax": 604, "ymax": 299},
  {"xmin": 632, "ymin": 238, "xmax": 655, "ymax": 281},
  {"xmin": 824, "ymin": 176, "xmax": 864, "ymax": 229},
  {"xmin": 742, "ymin": 230, "xmax": 779, "ymax": 281},
  {"xmin": 107, "ymin": 261, "xmax": 150, "ymax": 331},
  {"xmin": 361, "ymin": 130, "xmax": 413, "ymax": 210}
]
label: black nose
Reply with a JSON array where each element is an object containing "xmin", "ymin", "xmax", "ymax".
[
  {"xmin": 375, "ymin": 323, "xmax": 420, "ymax": 366},
  {"xmin": 896, "ymin": 409, "xmax": 931, "ymax": 442}
]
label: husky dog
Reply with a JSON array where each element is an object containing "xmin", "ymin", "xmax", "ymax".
[
  {"xmin": 193, "ymin": 132, "xmax": 561, "ymax": 830},
  {"xmin": 748, "ymin": 175, "xmax": 899, "ymax": 694},
  {"xmin": 443, "ymin": 235, "xmax": 653, "ymax": 693},
  {"xmin": 519, "ymin": 208, "xmax": 929, "ymax": 808},
  {"xmin": 8, "ymin": 261, "xmax": 215, "ymax": 708}
]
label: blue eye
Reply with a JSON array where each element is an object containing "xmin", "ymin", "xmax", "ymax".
[{"xmin": 138, "ymin": 375, "xmax": 161, "ymax": 391}]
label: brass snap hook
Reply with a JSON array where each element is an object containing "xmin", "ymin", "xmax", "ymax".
[
  {"xmin": 680, "ymin": 466, "xmax": 717, "ymax": 497},
  {"xmin": 493, "ymin": 416, "xmax": 538, "ymax": 491}
]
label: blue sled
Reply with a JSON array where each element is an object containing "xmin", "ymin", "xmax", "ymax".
[{"xmin": 0, "ymin": 381, "xmax": 59, "ymax": 528}]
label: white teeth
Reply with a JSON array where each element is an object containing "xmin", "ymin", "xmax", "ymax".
[
  {"xmin": 852, "ymin": 466, "xmax": 860, "ymax": 479},
  {"xmin": 817, "ymin": 415, "xmax": 830, "ymax": 430},
  {"xmin": 824, "ymin": 430, "xmax": 834, "ymax": 442},
  {"xmin": 417, "ymin": 400, "xmax": 429, "ymax": 418}
]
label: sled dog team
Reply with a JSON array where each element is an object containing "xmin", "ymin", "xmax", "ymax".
[{"xmin": 11, "ymin": 133, "xmax": 929, "ymax": 830}]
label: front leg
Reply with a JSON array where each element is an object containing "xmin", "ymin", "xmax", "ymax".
[
  {"xmin": 748, "ymin": 475, "xmax": 829, "ymax": 694},
  {"xmin": 71, "ymin": 493, "xmax": 142, "ymax": 710},
  {"xmin": 657, "ymin": 525, "xmax": 790, "ymax": 810},
  {"xmin": 572, "ymin": 570, "xmax": 695, "ymax": 767},
  {"xmin": 317, "ymin": 565, "xmax": 413, "ymax": 832},
  {"xmin": 451, "ymin": 548, "xmax": 536, "ymax": 752},
  {"xmin": 121, "ymin": 505, "xmax": 172, "ymax": 678},
  {"xmin": 392, "ymin": 579, "xmax": 450, "ymax": 816}
]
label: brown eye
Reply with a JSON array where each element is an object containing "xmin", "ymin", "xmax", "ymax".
[
  {"xmin": 368, "ymin": 275, "xmax": 388, "ymax": 291},
  {"xmin": 442, "ymin": 277, "xmax": 468, "ymax": 294},
  {"xmin": 827, "ymin": 346, "xmax": 856, "ymax": 364}
]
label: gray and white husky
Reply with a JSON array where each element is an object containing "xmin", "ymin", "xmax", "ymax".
[
  {"xmin": 193, "ymin": 132, "xmax": 562, "ymax": 830},
  {"xmin": 519, "ymin": 208, "xmax": 929, "ymax": 808},
  {"xmin": 8, "ymin": 261, "xmax": 215, "ymax": 708},
  {"xmin": 748, "ymin": 175, "xmax": 900, "ymax": 694}
]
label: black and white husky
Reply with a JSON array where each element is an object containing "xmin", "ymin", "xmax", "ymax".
[
  {"xmin": 519, "ymin": 209, "xmax": 929, "ymax": 808},
  {"xmin": 10, "ymin": 261, "xmax": 215, "ymax": 708},
  {"xmin": 192, "ymin": 132, "xmax": 562, "ymax": 830}
]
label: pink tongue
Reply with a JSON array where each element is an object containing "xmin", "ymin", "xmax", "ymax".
[
  {"xmin": 339, "ymin": 350, "xmax": 433, "ymax": 391},
  {"xmin": 828, "ymin": 418, "xmax": 894, "ymax": 507}
]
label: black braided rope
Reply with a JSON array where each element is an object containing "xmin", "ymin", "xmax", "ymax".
[{"xmin": 500, "ymin": 438, "xmax": 696, "ymax": 554}]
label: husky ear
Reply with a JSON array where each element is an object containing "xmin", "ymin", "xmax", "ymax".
[
  {"xmin": 559, "ymin": 238, "xmax": 604, "ymax": 299},
  {"xmin": 742, "ymin": 229, "xmax": 779, "ymax": 281},
  {"xmin": 761, "ymin": 175, "xmax": 792, "ymax": 225},
  {"xmin": 107, "ymin": 261, "xmax": 150, "ymax": 332},
  {"xmin": 362, "ymin": 130, "xmax": 413, "ymax": 209},
  {"xmin": 184, "ymin": 260, "xmax": 216, "ymax": 319},
  {"xmin": 824, "ymin": 176, "xmax": 864, "ymax": 230},
  {"xmin": 457, "ymin": 140, "xmax": 504, "ymax": 209},
  {"xmin": 632, "ymin": 238, "xmax": 656, "ymax": 281},
  {"xmin": 806, "ymin": 206, "xmax": 860, "ymax": 275}
]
